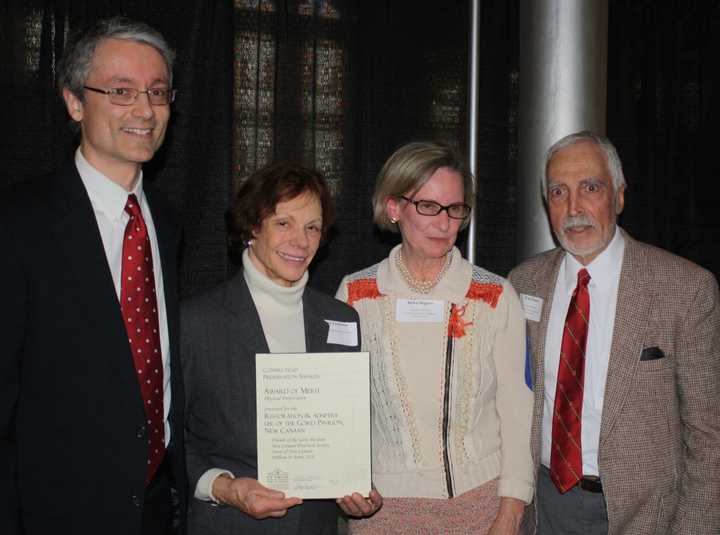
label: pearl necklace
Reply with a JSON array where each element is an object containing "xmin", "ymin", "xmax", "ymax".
[{"xmin": 395, "ymin": 249, "xmax": 452, "ymax": 294}]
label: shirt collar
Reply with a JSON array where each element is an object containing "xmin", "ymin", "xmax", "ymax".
[
  {"xmin": 561, "ymin": 226, "xmax": 625, "ymax": 292},
  {"xmin": 75, "ymin": 147, "xmax": 145, "ymax": 222}
]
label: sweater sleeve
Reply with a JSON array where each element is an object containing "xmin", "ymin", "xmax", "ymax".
[
  {"xmin": 334, "ymin": 275, "xmax": 350, "ymax": 303},
  {"xmin": 492, "ymin": 281, "xmax": 534, "ymax": 503}
]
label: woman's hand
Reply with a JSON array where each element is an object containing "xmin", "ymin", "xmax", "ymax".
[
  {"xmin": 336, "ymin": 488, "xmax": 383, "ymax": 518},
  {"xmin": 212, "ymin": 475, "xmax": 302, "ymax": 519},
  {"xmin": 488, "ymin": 497, "xmax": 525, "ymax": 535}
]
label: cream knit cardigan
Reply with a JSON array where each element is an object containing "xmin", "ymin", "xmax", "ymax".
[{"xmin": 336, "ymin": 245, "xmax": 533, "ymax": 502}]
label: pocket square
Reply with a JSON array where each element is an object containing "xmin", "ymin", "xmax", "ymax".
[{"xmin": 640, "ymin": 346, "xmax": 665, "ymax": 361}]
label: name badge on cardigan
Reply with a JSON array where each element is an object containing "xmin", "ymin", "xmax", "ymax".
[{"xmin": 396, "ymin": 299, "xmax": 444, "ymax": 323}]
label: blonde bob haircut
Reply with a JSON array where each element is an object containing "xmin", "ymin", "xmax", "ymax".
[{"xmin": 372, "ymin": 141, "xmax": 474, "ymax": 232}]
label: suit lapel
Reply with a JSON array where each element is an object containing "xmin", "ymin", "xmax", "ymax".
[
  {"xmin": 599, "ymin": 234, "xmax": 653, "ymax": 446},
  {"xmin": 529, "ymin": 249, "xmax": 564, "ymax": 459},
  {"xmin": 144, "ymin": 191, "xmax": 179, "ymax": 349},
  {"xmin": 50, "ymin": 163, "xmax": 121, "ymax": 316},
  {"xmin": 532, "ymin": 250, "xmax": 565, "ymax": 384},
  {"xmin": 49, "ymin": 163, "xmax": 143, "ymax": 414},
  {"xmin": 302, "ymin": 290, "xmax": 330, "ymax": 353},
  {"xmin": 225, "ymin": 272, "xmax": 270, "ymax": 356},
  {"xmin": 144, "ymin": 189, "xmax": 178, "ymax": 307}
]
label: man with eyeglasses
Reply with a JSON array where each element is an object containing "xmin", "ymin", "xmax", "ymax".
[{"xmin": 0, "ymin": 17, "xmax": 187, "ymax": 535}]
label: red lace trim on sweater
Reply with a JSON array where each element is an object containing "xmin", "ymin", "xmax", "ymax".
[
  {"xmin": 448, "ymin": 282, "xmax": 504, "ymax": 338},
  {"xmin": 347, "ymin": 278, "xmax": 502, "ymax": 339},
  {"xmin": 347, "ymin": 278, "xmax": 381, "ymax": 306},
  {"xmin": 465, "ymin": 282, "xmax": 503, "ymax": 309}
]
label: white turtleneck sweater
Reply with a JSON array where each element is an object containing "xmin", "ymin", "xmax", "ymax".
[
  {"xmin": 193, "ymin": 248, "xmax": 309, "ymax": 502},
  {"xmin": 243, "ymin": 247, "xmax": 308, "ymax": 353}
]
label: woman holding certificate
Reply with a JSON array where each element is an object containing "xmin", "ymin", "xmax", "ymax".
[
  {"xmin": 182, "ymin": 162, "xmax": 382, "ymax": 534},
  {"xmin": 336, "ymin": 142, "xmax": 533, "ymax": 534}
]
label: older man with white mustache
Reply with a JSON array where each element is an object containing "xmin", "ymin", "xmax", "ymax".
[{"xmin": 509, "ymin": 131, "xmax": 720, "ymax": 535}]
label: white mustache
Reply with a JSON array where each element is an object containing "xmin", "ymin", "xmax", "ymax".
[{"xmin": 563, "ymin": 215, "xmax": 597, "ymax": 232}]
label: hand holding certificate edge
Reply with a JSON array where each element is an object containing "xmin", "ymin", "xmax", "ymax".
[
  {"xmin": 337, "ymin": 487, "xmax": 383, "ymax": 518},
  {"xmin": 212, "ymin": 474, "xmax": 303, "ymax": 519},
  {"xmin": 212, "ymin": 473, "xmax": 382, "ymax": 520}
]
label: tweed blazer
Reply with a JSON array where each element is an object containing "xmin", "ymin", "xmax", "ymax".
[
  {"xmin": 182, "ymin": 272, "xmax": 361, "ymax": 535},
  {"xmin": 509, "ymin": 230, "xmax": 720, "ymax": 535}
]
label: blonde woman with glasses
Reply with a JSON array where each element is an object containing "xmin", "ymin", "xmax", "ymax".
[{"xmin": 336, "ymin": 142, "xmax": 533, "ymax": 534}]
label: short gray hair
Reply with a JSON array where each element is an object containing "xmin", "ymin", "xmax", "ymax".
[
  {"xmin": 372, "ymin": 141, "xmax": 474, "ymax": 232},
  {"xmin": 58, "ymin": 16, "xmax": 175, "ymax": 100},
  {"xmin": 542, "ymin": 130, "xmax": 626, "ymax": 200}
]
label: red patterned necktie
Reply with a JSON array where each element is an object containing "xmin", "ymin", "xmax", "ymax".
[
  {"xmin": 120, "ymin": 194, "xmax": 165, "ymax": 485},
  {"xmin": 550, "ymin": 268, "xmax": 591, "ymax": 493}
]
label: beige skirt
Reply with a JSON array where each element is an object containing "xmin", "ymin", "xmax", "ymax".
[{"xmin": 349, "ymin": 479, "xmax": 500, "ymax": 535}]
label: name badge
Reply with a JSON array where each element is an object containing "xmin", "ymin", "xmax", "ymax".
[
  {"xmin": 520, "ymin": 294, "xmax": 543, "ymax": 322},
  {"xmin": 325, "ymin": 320, "xmax": 358, "ymax": 346},
  {"xmin": 396, "ymin": 299, "xmax": 444, "ymax": 323}
]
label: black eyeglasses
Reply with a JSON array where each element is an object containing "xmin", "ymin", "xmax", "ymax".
[
  {"xmin": 83, "ymin": 86, "xmax": 176, "ymax": 106},
  {"xmin": 400, "ymin": 196, "xmax": 471, "ymax": 220}
]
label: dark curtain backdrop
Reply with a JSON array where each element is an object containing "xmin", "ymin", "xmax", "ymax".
[
  {"xmin": 1, "ymin": 0, "xmax": 717, "ymax": 299},
  {"xmin": 608, "ymin": 0, "xmax": 720, "ymax": 280},
  {"xmin": 0, "ymin": 0, "xmax": 518, "ymax": 298}
]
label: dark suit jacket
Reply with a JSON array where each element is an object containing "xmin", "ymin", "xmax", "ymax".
[
  {"xmin": 509, "ymin": 231, "xmax": 720, "ymax": 534},
  {"xmin": 0, "ymin": 162, "xmax": 188, "ymax": 535},
  {"xmin": 182, "ymin": 272, "xmax": 361, "ymax": 535}
]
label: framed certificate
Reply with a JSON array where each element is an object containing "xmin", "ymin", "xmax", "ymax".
[{"xmin": 255, "ymin": 352, "xmax": 371, "ymax": 499}]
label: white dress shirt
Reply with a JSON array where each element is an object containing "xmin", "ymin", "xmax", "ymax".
[
  {"xmin": 541, "ymin": 228, "xmax": 625, "ymax": 476},
  {"xmin": 76, "ymin": 148, "xmax": 171, "ymax": 446}
]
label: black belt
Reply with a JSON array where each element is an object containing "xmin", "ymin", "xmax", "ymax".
[
  {"xmin": 578, "ymin": 476, "xmax": 603, "ymax": 494},
  {"xmin": 541, "ymin": 465, "xmax": 603, "ymax": 494}
]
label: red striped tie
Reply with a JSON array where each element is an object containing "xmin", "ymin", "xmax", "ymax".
[
  {"xmin": 550, "ymin": 268, "xmax": 591, "ymax": 493},
  {"xmin": 120, "ymin": 194, "xmax": 165, "ymax": 485}
]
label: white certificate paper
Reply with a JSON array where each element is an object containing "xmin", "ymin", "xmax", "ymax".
[{"xmin": 256, "ymin": 352, "xmax": 371, "ymax": 499}]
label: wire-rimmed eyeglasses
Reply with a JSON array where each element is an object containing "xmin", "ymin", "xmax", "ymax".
[
  {"xmin": 399, "ymin": 196, "xmax": 471, "ymax": 219},
  {"xmin": 83, "ymin": 86, "xmax": 176, "ymax": 106}
]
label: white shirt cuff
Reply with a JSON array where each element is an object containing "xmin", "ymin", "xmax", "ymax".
[{"xmin": 194, "ymin": 468, "xmax": 235, "ymax": 503}]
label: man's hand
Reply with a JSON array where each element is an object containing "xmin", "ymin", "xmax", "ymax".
[
  {"xmin": 212, "ymin": 475, "xmax": 302, "ymax": 519},
  {"xmin": 336, "ymin": 487, "xmax": 383, "ymax": 518}
]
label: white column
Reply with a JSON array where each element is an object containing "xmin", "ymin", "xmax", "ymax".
[
  {"xmin": 466, "ymin": 0, "xmax": 481, "ymax": 264},
  {"xmin": 517, "ymin": 0, "xmax": 608, "ymax": 260}
]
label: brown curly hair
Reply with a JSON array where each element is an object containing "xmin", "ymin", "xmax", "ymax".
[{"xmin": 226, "ymin": 162, "xmax": 335, "ymax": 262}]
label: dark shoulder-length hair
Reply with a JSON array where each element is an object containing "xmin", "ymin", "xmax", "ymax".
[{"xmin": 227, "ymin": 162, "xmax": 335, "ymax": 261}]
